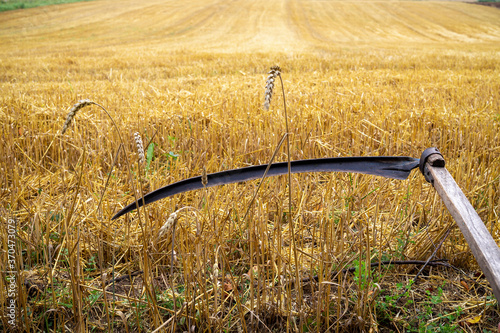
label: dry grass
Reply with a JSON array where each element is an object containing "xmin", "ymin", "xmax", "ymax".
[{"xmin": 1, "ymin": 0, "xmax": 500, "ymax": 332}]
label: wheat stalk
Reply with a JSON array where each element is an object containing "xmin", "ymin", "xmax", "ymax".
[
  {"xmin": 263, "ymin": 65, "xmax": 306, "ymax": 325},
  {"xmin": 61, "ymin": 99, "xmax": 94, "ymax": 134},
  {"xmin": 156, "ymin": 205, "xmax": 199, "ymax": 329}
]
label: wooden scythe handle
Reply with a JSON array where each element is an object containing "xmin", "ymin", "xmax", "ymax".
[{"xmin": 422, "ymin": 148, "xmax": 500, "ymax": 302}]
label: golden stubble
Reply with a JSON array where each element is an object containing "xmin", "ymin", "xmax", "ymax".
[{"xmin": 1, "ymin": 0, "xmax": 500, "ymax": 331}]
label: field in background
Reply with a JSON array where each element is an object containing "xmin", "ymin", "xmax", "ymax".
[{"xmin": 1, "ymin": 0, "xmax": 500, "ymax": 331}]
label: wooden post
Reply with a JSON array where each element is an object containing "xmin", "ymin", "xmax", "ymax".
[{"xmin": 424, "ymin": 153, "xmax": 500, "ymax": 302}]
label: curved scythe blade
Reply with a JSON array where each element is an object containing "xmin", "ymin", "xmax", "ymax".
[{"xmin": 112, "ymin": 156, "xmax": 419, "ymax": 220}]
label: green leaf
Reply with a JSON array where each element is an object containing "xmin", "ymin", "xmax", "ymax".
[{"xmin": 146, "ymin": 142, "xmax": 155, "ymax": 174}]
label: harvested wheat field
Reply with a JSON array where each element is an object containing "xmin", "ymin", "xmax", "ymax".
[{"xmin": 1, "ymin": 0, "xmax": 500, "ymax": 331}]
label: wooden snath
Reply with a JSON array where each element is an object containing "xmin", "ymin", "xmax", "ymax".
[{"xmin": 421, "ymin": 148, "xmax": 500, "ymax": 302}]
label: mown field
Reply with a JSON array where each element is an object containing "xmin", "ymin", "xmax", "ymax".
[{"xmin": 1, "ymin": 0, "xmax": 500, "ymax": 332}]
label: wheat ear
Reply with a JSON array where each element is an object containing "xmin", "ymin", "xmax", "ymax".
[
  {"xmin": 263, "ymin": 66, "xmax": 281, "ymax": 111},
  {"xmin": 133, "ymin": 132, "xmax": 145, "ymax": 164},
  {"xmin": 61, "ymin": 99, "xmax": 93, "ymax": 134},
  {"xmin": 158, "ymin": 211, "xmax": 179, "ymax": 239},
  {"xmin": 157, "ymin": 206, "xmax": 198, "ymax": 240}
]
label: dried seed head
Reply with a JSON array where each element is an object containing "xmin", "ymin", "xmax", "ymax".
[
  {"xmin": 61, "ymin": 99, "xmax": 93, "ymax": 134},
  {"xmin": 133, "ymin": 132, "xmax": 145, "ymax": 164},
  {"xmin": 157, "ymin": 206, "xmax": 197, "ymax": 240},
  {"xmin": 263, "ymin": 66, "xmax": 281, "ymax": 111},
  {"xmin": 201, "ymin": 166, "xmax": 208, "ymax": 187},
  {"xmin": 158, "ymin": 211, "xmax": 178, "ymax": 239}
]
